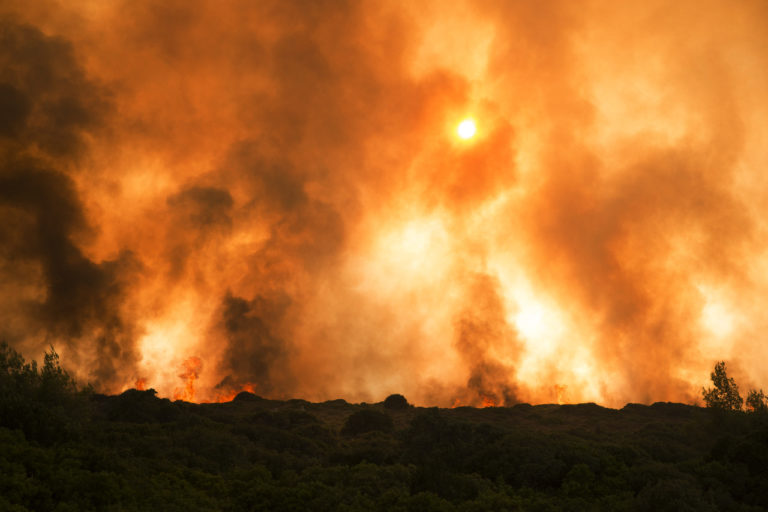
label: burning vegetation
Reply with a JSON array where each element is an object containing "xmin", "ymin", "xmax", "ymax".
[{"xmin": 173, "ymin": 356, "xmax": 203, "ymax": 402}]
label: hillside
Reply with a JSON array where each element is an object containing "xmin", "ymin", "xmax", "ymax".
[{"xmin": 1, "ymin": 346, "xmax": 768, "ymax": 511}]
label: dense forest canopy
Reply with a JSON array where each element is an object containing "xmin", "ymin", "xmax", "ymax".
[{"xmin": 2, "ymin": 344, "xmax": 767, "ymax": 511}]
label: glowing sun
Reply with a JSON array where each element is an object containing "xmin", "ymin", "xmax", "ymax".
[{"xmin": 457, "ymin": 119, "xmax": 477, "ymax": 139}]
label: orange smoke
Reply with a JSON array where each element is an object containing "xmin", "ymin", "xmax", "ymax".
[
  {"xmin": 135, "ymin": 378, "xmax": 147, "ymax": 391},
  {"xmin": 1, "ymin": 1, "xmax": 767, "ymax": 408}
]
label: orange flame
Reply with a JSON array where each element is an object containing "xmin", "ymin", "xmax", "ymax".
[
  {"xmin": 209, "ymin": 383, "xmax": 257, "ymax": 403},
  {"xmin": 134, "ymin": 378, "xmax": 147, "ymax": 391},
  {"xmin": 173, "ymin": 356, "xmax": 202, "ymax": 401},
  {"xmin": 481, "ymin": 395, "xmax": 497, "ymax": 408},
  {"xmin": 555, "ymin": 384, "xmax": 567, "ymax": 405}
]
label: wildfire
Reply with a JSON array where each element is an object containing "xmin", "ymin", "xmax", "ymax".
[
  {"xmin": 481, "ymin": 395, "xmax": 498, "ymax": 408},
  {"xmin": 173, "ymin": 356, "xmax": 203, "ymax": 402},
  {"xmin": 555, "ymin": 384, "xmax": 567, "ymax": 405},
  {"xmin": 3, "ymin": 1, "xmax": 766, "ymax": 410},
  {"xmin": 212, "ymin": 383, "xmax": 257, "ymax": 403}
]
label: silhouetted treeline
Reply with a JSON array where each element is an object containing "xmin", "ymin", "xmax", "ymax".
[
  {"xmin": 2, "ymin": 343, "xmax": 768, "ymax": 511},
  {"xmin": 702, "ymin": 361, "xmax": 768, "ymax": 414}
]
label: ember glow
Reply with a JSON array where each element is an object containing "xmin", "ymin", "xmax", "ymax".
[{"xmin": 1, "ymin": 1, "xmax": 767, "ymax": 407}]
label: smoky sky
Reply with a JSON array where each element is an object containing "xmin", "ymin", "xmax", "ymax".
[
  {"xmin": 1, "ymin": 1, "xmax": 767, "ymax": 406},
  {"xmin": 0, "ymin": 19, "xmax": 137, "ymax": 386}
]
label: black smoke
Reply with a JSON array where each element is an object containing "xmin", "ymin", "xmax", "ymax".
[
  {"xmin": 215, "ymin": 292, "xmax": 288, "ymax": 396},
  {"xmin": 0, "ymin": 20, "xmax": 137, "ymax": 387}
]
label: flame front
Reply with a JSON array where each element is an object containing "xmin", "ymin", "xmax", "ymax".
[
  {"xmin": 481, "ymin": 396, "xmax": 498, "ymax": 408},
  {"xmin": 212, "ymin": 383, "xmax": 257, "ymax": 404},
  {"xmin": 173, "ymin": 357, "xmax": 203, "ymax": 402},
  {"xmin": 555, "ymin": 385, "xmax": 567, "ymax": 406}
]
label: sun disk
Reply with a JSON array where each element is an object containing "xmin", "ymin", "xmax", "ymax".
[{"xmin": 457, "ymin": 119, "xmax": 476, "ymax": 139}]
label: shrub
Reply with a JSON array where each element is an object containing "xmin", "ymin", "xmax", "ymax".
[
  {"xmin": 383, "ymin": 394, "xmax": 409, "ymax": 410},
  {"xmin": 746, "ymin": 389, "xmax": 768, "ymax": 413}
]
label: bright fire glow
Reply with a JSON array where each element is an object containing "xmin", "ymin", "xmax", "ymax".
[{"xmin": 173, "ymin": 357, "xmax": 202, "ymax": 402}]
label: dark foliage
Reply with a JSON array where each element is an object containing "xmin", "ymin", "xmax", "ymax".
[
  {"xmin": 2, "ymin": 344, "xmax": 768, "ymax": 511},
  {"xmin": 101, "ymin": 388, "xmax": 181, "ymax": 423},
  {"xmin": 745, "ymin": 389, "xmax": 768, "ymax": 413},
  {"xmin": 234, "ymin": 391, "xmax": 265, "ymax": 402},
  {"xmin": 0, "ymin": 342, "xmax": 82, "ymax": 445},
  {"xmin": 341, "ymin": 409, "xmax": 395, "ymax": 437},
  {"xmin": 703, "ymin": 361, "xmax": 743, "ymax": 411},
  {"xmin": 383, "ymin": 393, "xmax": 410, "ymax": 410}
]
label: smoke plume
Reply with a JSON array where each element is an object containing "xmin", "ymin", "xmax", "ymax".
[{"xmin": 1, "ymin": 0, "xmax": 767, "ymax": 406}]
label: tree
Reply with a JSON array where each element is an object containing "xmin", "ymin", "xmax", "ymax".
[
  {"xmin": 39, "ymin": 345, "xmax": 78, "ymax": 401},
  {"xmin": 0, "ymin": 342, "xmax": 83, "ymax": 444},
  {"xmin": 746, "ymin": 389, "xmax": 768, "ymax": 413},
  {"xmin": 702, "ymin": 361, "xmax": 743, "ymax": 411}
]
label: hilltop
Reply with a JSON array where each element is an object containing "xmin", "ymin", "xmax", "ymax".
[{"xmin": 2, "ymin": 344, "xmax": 767, "ymax": 511}]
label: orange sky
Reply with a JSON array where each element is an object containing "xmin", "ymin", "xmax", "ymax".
[{"xmin": 1, "ymin": 0, "xmax": 767, "ymax": 407}]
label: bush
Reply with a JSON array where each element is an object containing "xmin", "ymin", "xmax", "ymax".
[
  {"xmin": 103, "ymin": 388, "xmax": 180, "ymax": 423},
  {"xmin": 383, "ymin": 394, "xmax": 409, "ymax": 410},
  {"xmin": 746, "ymin": 389, "xmax": 768, "ymax": 413}
]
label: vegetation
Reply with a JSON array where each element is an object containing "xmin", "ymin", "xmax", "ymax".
[
  {"xmin": 383, "ymin": 394, "xmax": 410, "ymax": 411},
  {"xmin": 745, "ymin": 389, "xmax": 768, "ymax": 413},
  {"xmin": 2, "ymin": 343, "xmax": 768, "ymax": 511},
  {"xmin": 341, "ymin": 409, "xmax": 394, "ymax": 437},
  {"xmin": 702, "ymin": 361, "xmax": 767, "ymax": 414},
  {"xmin": 702, "ymin": 361, "xmax": 743, "ymax": 412}
]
